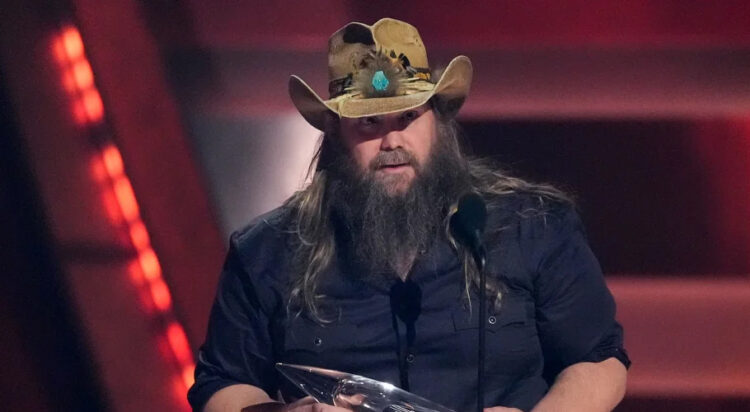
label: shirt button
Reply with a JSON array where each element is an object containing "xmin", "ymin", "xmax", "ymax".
[
  {"xmin": 406, "ymin": 353, "xmax": 415, "ymax": 363},
  {"xmin": 488, "ymin": 316, "xmax": 497, "ymax": 325},
  {"xmin": 313, "ymin": 337, "xmax": 323, "ymax": 346}
]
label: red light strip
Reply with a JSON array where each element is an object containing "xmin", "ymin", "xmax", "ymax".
[
  {"xmin": 52, "ymin": 26, "xmax": 103, "ymax": 126},
  {"xmin": 51, "ymin": 24, "xmax": 195, "ymax": 403}
]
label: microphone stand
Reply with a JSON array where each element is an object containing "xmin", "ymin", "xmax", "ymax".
[
  {"xmin": 449, "ymin": 192, "xmax": 488, "ymax": 412},
  {"xmin": 472, "ymin": 242, "xmax": 487, "ymax": 412}
]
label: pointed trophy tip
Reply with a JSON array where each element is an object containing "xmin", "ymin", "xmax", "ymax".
[{"xmin": 274, "ymin": 362, "xmax": 300, "ymax": 372}]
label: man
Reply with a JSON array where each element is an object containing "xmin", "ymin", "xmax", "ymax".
[{"xmin": 188, "ymin": 18, "xmax": 630, "ymax": 412}]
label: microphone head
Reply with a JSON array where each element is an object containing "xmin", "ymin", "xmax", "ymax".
[{"xmin": 450, "ymin": 192, "xmax": 487, "ymax": 242}]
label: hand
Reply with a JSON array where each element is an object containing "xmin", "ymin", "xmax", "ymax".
[{"xmin": 484, "ymin": 407, "xmax": 523, "ymax": 412}]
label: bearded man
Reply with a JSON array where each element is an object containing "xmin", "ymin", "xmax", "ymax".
[{"xmin": 188, "ymin": 18, "xmax": 630, "ymax": 412}]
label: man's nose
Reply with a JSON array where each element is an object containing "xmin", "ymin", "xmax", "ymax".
[{"xmin": 380, "ymin": 130, "xmax": 405, "ymax": 151}]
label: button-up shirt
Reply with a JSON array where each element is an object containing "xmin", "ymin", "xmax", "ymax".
[{"xmin": 188, "ymin": 193, "xmax": 630, "ymax": 412}]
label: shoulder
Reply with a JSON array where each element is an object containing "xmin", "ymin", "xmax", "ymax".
[
  {"xmin": 483, "ymin": 192, "xmax": 592, "ymax": 290},
  {"xmin": 486, "ymin": 191, "xmax": 579, "ymax": 240},
  {"xmin": 229, "ymin": 205, "xmax": 296, "ymax": 277},
  {"xmin": 233, "ymin": 205, "xmax": 293, "ymax": 245}
]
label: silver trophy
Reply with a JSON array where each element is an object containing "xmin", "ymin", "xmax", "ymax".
[{"xmin": 276, "ymin": 363, "xmax": 455, "ymax": 412}]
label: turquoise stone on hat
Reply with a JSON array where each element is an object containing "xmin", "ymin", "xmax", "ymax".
[{"xmin": 371, "ymin": 70, "xmax": 389, "ymax": 91}]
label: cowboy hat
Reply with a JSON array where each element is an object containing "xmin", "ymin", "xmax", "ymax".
[{"xmin": 289, "ymin": 18, "xmax": 473, "ymax": 130}]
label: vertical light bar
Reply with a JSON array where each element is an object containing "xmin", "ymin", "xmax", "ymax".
[
  {"xmin": 52, "ymin": 25, "xmax": 104, "ymax": 126},
  {"xmin": 51, "ymin": 24, "xmax": 195, "ymax": 405},
  {"xmin": 92, "ymin": 142, "xmax": 195, "ymax": 392}
]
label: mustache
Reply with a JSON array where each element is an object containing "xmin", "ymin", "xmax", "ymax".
[{"xmin": 369, "ymin": 148, "xmax": 417, "ymax": 170}]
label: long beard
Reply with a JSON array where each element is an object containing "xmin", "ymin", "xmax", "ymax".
[{"xmin": 326, "ymin": 132, "xmax": 470, "ymax": 281}]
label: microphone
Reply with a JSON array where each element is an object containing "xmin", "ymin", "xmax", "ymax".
[{"xmin": 449, "ymin": 193, "xmax": 487, "ymax": 271}]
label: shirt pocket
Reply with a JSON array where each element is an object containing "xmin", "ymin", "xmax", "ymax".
[
  {"xmin": 451, "ymin": 295, "xmax": 537, "ymax": 353},
  {"xmin": 283, "ymin": 316, "xmax": 360, "ymax": 355}
]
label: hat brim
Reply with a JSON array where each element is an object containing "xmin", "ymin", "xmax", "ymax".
[{"xmin": 289, "ymin": 55, "xmax": 473, "ymax": 130}]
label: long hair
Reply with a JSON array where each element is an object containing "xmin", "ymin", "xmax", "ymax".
[{"xmin": 284, "ymin": 113, "xmax": 572, "ymax": 322}]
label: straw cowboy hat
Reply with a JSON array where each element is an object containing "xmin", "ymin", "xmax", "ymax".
[{"xmin": 289, "ymin": 18, "xmax": 473, "ymax": 130}]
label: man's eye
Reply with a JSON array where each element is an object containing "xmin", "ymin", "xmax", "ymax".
[
  {"xmin": 359, "ymin": 117, "xmax": 379, "ymax": 127},
  {"xmin": 402, "ymin": 110, "xmax": 419, "ymax": 122}
]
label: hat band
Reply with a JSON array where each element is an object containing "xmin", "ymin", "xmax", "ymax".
[{"xmin": 328, "ymin": 67, "xmax": 432, "ymax": 99}]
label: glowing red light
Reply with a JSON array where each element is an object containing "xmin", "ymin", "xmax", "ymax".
[
  {"xmin": 102, "ymin": 144, "xmax": 124, "ymax": 177},
  {"xmin": 138, "ymin": 249, "xmax": 161, "ymax": 281},
  {"xmin": 61, "ymin": 26, "xmax": 84, "ymax": 60},
  {"xmin": 61, "ymin": 24, "xmax": 193, "ymax": 408},
  {"xmin": 52, "ymin": 25, "xmax": 105, "ymax": 126},
  {"xmin": 72, "ymin": 60, "xmax": 94, "ymax": 90},
  {"xmin": 167, "ymin": 323, "xmax": 193, "ymax": 365},
  {"xmin": 82, "ymin": 89, "xmax": 104, "ymax": 123},
  {"xmin": 149, "ymin": 278, "xmax": 172, "ymax": 312},
  {"xmin": 113, "ymin": 176, "xmax": 139, "ymax": 222},
  {"xmin": 172, "ymin": 376, "xmax": 192, "ymax": 411},
  {"xmin": 181, "ymin": 364, "xmax": 195, "ymax": 389},
  {"xmin": 129, "ymin": 221, "xmax": 151, "ymax": 251}
]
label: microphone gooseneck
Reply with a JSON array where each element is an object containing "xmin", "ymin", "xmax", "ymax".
[{"xmin": 449, "ymin": 193, "xmax": 488, "ymax": 412}]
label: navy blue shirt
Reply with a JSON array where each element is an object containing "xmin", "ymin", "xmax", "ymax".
[{"xmin": 188, "ymin": 193, "xmax": 630, "ymax": 411}]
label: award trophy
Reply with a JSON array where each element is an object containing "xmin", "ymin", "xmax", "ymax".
[{"xmin": 276, "ymin": 363, "xmax": 455, "ymax": 412}]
